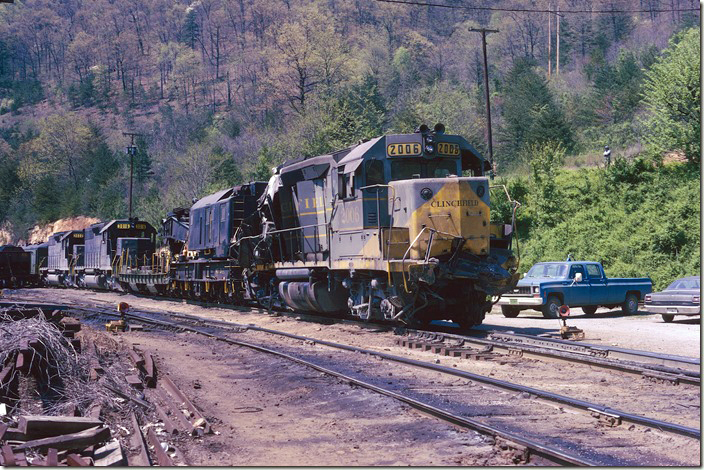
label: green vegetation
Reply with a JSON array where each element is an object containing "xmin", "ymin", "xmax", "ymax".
[
  {"xmin": 504, "ymin": 154, "xmax": 700, "ymax": 291},
  {"xmin": 0, "ymin": 1, "xmax": 698, "ymax": 288},
  {"xmin": 642, "ymin": 27, "xmax": 701, "ymax": 163}
]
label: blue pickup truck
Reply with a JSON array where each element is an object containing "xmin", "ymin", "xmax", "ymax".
[{"xmin": 496, "ymin": 260, "xmax": 652, "ymax": 319}]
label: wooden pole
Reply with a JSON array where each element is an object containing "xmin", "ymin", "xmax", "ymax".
[
  {"xmin": 469, "ymin": 28, "xmax": 499, "ymax": 178},
  {"xmin": 556, "ymin": 3, "xmax": 560, "ymax": 75},
  {"xmin": 547, "ymin": 5, "xmax": 551, "ymax": 78}
]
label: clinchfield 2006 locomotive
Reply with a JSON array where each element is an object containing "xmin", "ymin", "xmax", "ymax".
[{"xmin": 12, "ymin": 125, "xmax": 520, "ymax": 328}]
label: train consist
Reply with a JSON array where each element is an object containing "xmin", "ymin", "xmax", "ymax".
[{"xmin": 1, "ymin": 126, "xmax": 521, "ymax": 327}]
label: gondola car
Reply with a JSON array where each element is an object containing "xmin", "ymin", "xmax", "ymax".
[{"xmin": 0, "ymin": 245, "xmax": 32, "ymax": 288}]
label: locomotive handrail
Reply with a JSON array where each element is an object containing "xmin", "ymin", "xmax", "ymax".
[
  {"xmin": 400, "ymin": 226, "xmax": 464, "ymax": 294},
  {"xmin": 489, "ymin": 184, "xmax": 522, "ymax": 270}
]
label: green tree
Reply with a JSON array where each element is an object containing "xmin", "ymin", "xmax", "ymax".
[
  {"xmin": 182, "ymin": 8, "xmax": 200, "ymax": 50},
  {"xmin": 527, "ymin": 141, "xmax": 565, "ymax": 229},
  {"xmin": 499, "ymin": 59, "xmax": 573, "ymax": 162},
  {"xmin": 642, "ymin": 27, "xmax": 700, "ymax": 163}
]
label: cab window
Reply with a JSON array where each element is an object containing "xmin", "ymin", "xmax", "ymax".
[
  {"xmin": 586, "ymin": 264, "xmax": 602, "ymax": 279},
  {"xmin": 365, "ymin": 160, "xmax": 385, "ymax": 186},
  {"xmin": 569, "ymin": 264, "xmax": 585, "ymax": 279},
  {"xmin": 391, "ymin": 161, "xmax": 422, "ymax": 180}
]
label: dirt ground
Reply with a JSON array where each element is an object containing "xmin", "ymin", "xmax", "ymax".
[
  {"xmin": 481, "ymin": 305, "xmax": 701, "ymax": 357},
  {"xmin": 116, "ymin": 328, "xmax": 510, "ymax": 466},
  {"xmin": 4, "ymin": 289, "xmax": 701, "ymax": 466}
]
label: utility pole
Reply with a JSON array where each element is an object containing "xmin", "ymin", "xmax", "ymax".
[
  {"xmin": 469, "ymin": 27, "xmax": 499, "ymax": 179},
  {"xmin": 547, "ymin": 6, "xmax": 552, "ymax": 78},
  {"xmin": 556, "ymin": 3, "xmax": 560, "ymax": 76},
  {"xmin": 122, "ymin": 132, "xmax": 144, "ymax": 219}
]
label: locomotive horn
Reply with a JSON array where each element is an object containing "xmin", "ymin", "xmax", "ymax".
[
  {"xmin": 434, "ymin": 123, "xmax": 446, "ymax": 134},
  {"xmin": 558, "ymin": 304, "xmax": 570, "ymax": 317},
  {"xmin": 416, "ymin": 124, "xmax": 429, "ymax": 134}
]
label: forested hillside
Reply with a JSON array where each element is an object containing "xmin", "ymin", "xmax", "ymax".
[{"xmin": 0, "ymin": 0, "xmax": 699, "ymax": 285}]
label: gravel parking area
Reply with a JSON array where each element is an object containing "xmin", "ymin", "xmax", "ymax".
[{"xmin": 480, "ymin": 305, "xmax": 700, "ymax": 358}]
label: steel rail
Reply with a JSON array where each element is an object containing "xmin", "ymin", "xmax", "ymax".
[
  {"xmin": 51, "ymin": 290, "xmax": 700, "ymax": 377},
  {"xmin": 77, "ymin": 298, "xmax": 700, "ymax": 382},
  {"xmin": 76, "ymin": 307, "xmax": 594, "ymax": 466},
  {"xmin": 78, "ymin": 306, "xmax": 701, "ymax": 440},
  {"xmin": 7, "ymin": 294, "xmax": 698, "ymax": 383},
  {"xmin": 491, "ymin": 331, "xmax": 700, "ymax": 370},
  {"xmin": 401, "ymin": 328, "xmax": 701, "ymax": 383}
]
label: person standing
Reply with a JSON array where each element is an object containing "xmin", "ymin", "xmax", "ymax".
[{"xmin": 603, "ymin": 145, "xmax": 611, "ymax": 167}]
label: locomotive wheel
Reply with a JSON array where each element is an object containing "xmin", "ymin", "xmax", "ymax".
[{"xmin": 456, "ymin": 295, "xmax": 487, "ymax": 330}]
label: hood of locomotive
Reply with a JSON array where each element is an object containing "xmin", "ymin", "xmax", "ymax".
[{"xmin": 389, "ymin": 176, "xmax": 518, "ymax": 295}]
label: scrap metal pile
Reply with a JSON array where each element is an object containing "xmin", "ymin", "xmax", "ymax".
[{"xmin": 0, "ymin": 305, "xmax": 213, "ymax": 466}]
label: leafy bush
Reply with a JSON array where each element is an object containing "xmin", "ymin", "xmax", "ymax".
[{"xmin": 515, "ymin": 160, "xmax": 699, "ymax": 290}]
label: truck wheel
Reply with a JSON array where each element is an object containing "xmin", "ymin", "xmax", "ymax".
[
  {"xmin": 582, "ymin": 306, "xmax": 598, "ymax": 316},
  {"xmin": 501, "ymin": 306, "xmax": 520, "ymax": 318},
  {"xmin": 662, "ymin": 314, "xmax": 675, "ymax": 323},
  {"xmin": 542, "ymin": 296, "xmax": 560, "ymax": 319},
  {"xmin": 622, "ymin": 293, "xmax": 639, "ymax": 315}
]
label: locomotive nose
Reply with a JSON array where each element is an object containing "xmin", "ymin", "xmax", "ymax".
[{"xmin": 389, "ymin": 177, "xmax": 490, "ymax": 259}]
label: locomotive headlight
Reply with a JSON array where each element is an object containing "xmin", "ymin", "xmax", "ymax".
[
  {"xmin": 424, "ymin": 144, "xmax": 434, "ymax": 154},
  {"xmin": 420, "ymin": 187, "xmax": 433, "ymax": 201},
  {"xmin": 425, "ymin": 135, "xmax": 434, "ymax": 144}
]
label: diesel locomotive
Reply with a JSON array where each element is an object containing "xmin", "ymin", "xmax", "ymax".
[
  {"xmin": 236, "ymin": 124, "xmax": 519, "ymax": 327},
  {"xmin": 16, "ymin": 125, "xmax": 520, "ymax": 328}
]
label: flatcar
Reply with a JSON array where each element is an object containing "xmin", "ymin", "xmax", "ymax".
[{"xmin": 0, "ymin": 245, "xmax": 32, "ymax": 288}]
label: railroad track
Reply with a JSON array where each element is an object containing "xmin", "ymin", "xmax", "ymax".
[
  {"xmin": 397, "ymin": 328, "xmax": 700, "ymax": 385},
  {"xmin": 61, "ymin": 302, "xmax": 699, "ymax": 466},
  {"xmin": 16, "ymin": 289, "xmax": 696, "ymax": 385}
]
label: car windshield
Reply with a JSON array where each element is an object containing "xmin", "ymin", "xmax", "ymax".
[
  {"xmin": 666, "ymin": 278, "xmax": 700, "ymax": 290},
  {"xmin": 525, "ymin": 263, "xmax": 568, "ymax": 278}
]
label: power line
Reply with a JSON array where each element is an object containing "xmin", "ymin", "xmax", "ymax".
[{"xmin": 373, "ymin": 0, "xmax": 700, "ymax": 14}]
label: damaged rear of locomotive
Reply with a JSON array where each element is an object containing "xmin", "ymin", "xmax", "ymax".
[{"xmin": 238, "ymin": 125, "xmax": 520, "ymax": 327}]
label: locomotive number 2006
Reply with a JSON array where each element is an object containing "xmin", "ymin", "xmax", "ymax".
[
  {"xmin": 437, "ymin": 142, "xmax": 460, "ymax": 156},
  {"xmin": 387, "ymin": 143, "xmax": 422, "ymax": 156}
]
